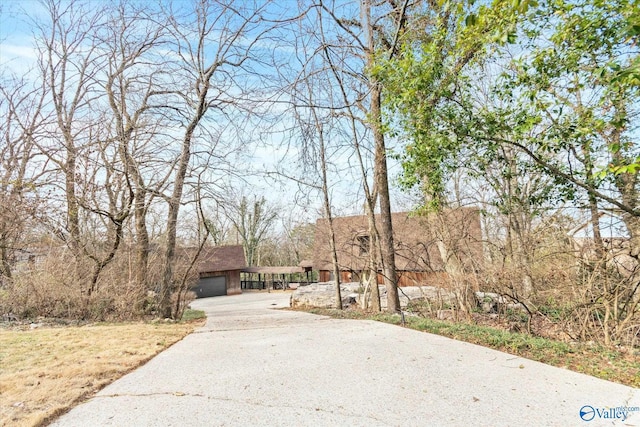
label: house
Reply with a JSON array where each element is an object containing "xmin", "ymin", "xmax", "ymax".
[
  {"xmin": 194, "ymin": 245, "xmax": 247, "ymax": 297},
  {"xmin": 312, "ymin": 209, "xmax": 483, "ymax": 287}
]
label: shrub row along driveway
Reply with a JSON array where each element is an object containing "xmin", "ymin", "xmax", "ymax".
[{"xmin": 52, "ymin": 292, "xmax": 639, "ymax": 426}]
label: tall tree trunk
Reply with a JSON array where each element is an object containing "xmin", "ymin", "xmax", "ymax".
[
  {"xmin": 327, "ymin": 214, "xmax": 342, "ymax": 310},
  {"xmin": 317, "ymin": 121, "xmax": 342, "ymax": 309},
  {"xmin": 365, "ymin": 201, "xmax": 381, "ymax": 311},
  {"xmin": 134, "ymin": 192, "xmax": 149, "ymax": 290},
  {"xmin": 503, "ymin": 146, "xmax": 534, "ymax": 298},
  {"xmin": 581, "ymin": 142, "xmax": 605, "ymax": 259},
  {"xmin": 64, "ymin": 145, "xmax": 82, "ymax": 286},
  {"xmin": 364, "ymin": 0, "xmax": 399, "ymax": 312},
  {"xmin": 371, "ymin": 83, "xmax": 400, "ymax": 312},
  {"xmin": 157, "ymin": 0, "xmax": 265, "ymax": 318},
  {"xmin": 159, "ymin": 124, "xmax": 196, "ymax": 318},
  {"xmin": 322, "ymin": 27, "xmax": 379, "ymax": 310}
]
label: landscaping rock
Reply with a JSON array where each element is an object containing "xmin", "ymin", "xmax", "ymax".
[
  {"xmin": 290, "ymin": 282, "xmax": 362, "ymax": 309},
  {"xmin": 474, "ymin": 291, "xmax": 527, "ymax": 313},
  {"xmin": 367, "ymin": 285, "xmax": 456, "ymax": 310},
  {"xmin": 291, "ymin": 282, "xmax": 456, "ymax": 310}
]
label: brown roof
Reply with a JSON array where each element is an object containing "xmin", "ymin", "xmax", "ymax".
[
  {"xmin": 197, "ymin": 245, "xmax": 246, "ymax": 273},
  {"xmin": 312, "ymin": 209, "xmax": 483, "ymax": 273},
  {"xmin": 299, "ymin": 259, "xmax": 314, "ymax": 268}
]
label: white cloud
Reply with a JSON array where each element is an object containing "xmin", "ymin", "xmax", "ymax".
[
  {"xmin": 0, "ymin": 42, "xmax": 38, "ymax": 76},
  {"xmin": 0, "ymin": 43, "xmax": 37, "ymax": 60}
]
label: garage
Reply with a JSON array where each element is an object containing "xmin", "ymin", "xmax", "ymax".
[
  {"xmin": 192, "ymin": 276, "xmax": 227, "ymax": 298},
  {"xmin": 196, "ymin": 245, "xmax": 246, "ymax": 297}
]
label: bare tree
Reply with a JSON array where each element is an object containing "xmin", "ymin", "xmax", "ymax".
[
  {"xmin": 298, "ymin": 0, "xmax": 410, "ymax": 312},
  {"xmin": 0, "ymin": 75, "xmax": 46, "ymax": 283},
  {"xmin": 224, "ymin": 194, "xmax": 277, "ymax": 267},
  {"xmin": 320, "ymin": 17, "xmax": 381, "ymax": 311},
  {"xmin": 202, "ymin": 202, "xmax": 233, "ymax": 246},
  {"xmin": 157, "ymin": 0, "xmax": 275, "ymax": 317},
  {"xmin": 99, "ymin": 1, "xmax": 171, "ymax": 295},
  {"xmin": 276, "ymin": 11, "xmax": 348, "ymax": 309},
  {"xmin": 33, "ymin": 0, "xmax": 118, "ymax": 297}
]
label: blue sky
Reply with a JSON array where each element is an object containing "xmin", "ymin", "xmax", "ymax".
[{"xmin": 0, "ymin": 0, "xmax": 413, "ymax": 231}]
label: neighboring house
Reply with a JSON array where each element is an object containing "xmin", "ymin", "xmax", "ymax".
[
  {"xmin": 194, "ymin": 245, "xmax": 247, "ymax": 297},
  {"xmin": 312, "ymin": 209, "xmax": 483, "ymax": 287}
]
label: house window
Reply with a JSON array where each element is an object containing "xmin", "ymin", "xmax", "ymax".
[{"xmin": 357, "ymin": 234, "xmax": 370, "ymax": 256}]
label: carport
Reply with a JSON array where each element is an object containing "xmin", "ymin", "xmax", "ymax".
[{"xmin": 240, "ymin": 264, "xmax": 313, "ymax": 290}]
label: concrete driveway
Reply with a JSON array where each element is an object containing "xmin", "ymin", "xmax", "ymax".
[{"xmin": 51, "ymin": 292, "xmax": 639, "ymax": 426}]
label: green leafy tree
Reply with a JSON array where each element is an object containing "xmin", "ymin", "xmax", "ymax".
[
  {"xmin": 384, "ymin": 0, "xmax": 640, "ymax": 338},
  {"xmin": 379, "ymin": 0, "xmax": 527, "ymax": 208},
  {"xmin": 385, "ymin": 0, "xmax": 639, "ymax": 252},
  {"xmin": 378, "ymin": 0, "xmax": 527, "ymax": 305},
  {"xmin": 479, "ymin": 0, "xmax": 638, "ymax": 252}
]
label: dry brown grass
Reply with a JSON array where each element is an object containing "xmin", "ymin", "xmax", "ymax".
[{"xmin": 0, "ymin": 320, "xmax": 203, "ymax": 427}]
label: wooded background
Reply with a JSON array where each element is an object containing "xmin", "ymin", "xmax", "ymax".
[{"xmin": 0, "ymin": 0, "xmax": 638, "ymax": 347}]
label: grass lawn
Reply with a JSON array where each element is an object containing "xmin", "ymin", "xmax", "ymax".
[
  {"xmin": 0, "ymin": 310, "xmax": 205, "ymax": 427},
  {"xmin": 301, "ymin": 308, "xmax": 640, "ymax": 389}
]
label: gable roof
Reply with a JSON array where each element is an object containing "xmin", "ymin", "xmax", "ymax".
[
  {"xmin": 312, "ymin": 208, "xmax": 483, "ymax": 273},
  {"xmin": 197, "ymin": 245, "xmax": 247, "ymax": 273}
]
